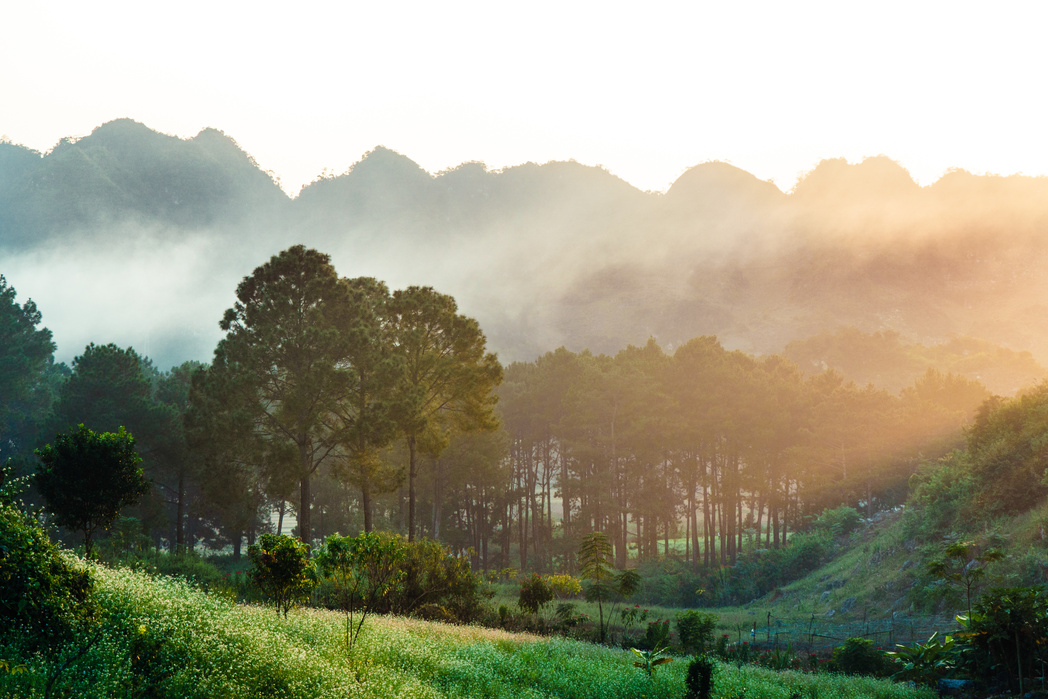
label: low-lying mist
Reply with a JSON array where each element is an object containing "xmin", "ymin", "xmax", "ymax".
[{"xmin": 5, "ymin": 120, "xmax": 1048, "ymax": 388}]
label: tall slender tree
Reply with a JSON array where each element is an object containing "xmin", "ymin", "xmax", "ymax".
[
  {"xmin": 212, "ymin": 245, "xmax": 346, "ymax": 545},
  {"xmin": 388, "ymin": 286, "xmax": 502, "ymax": 541},
  {"xmin": 328, "ymin": 277, "xmax": 405, "ymax": 532}
]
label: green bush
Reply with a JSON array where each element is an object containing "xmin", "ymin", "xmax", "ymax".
[
  {"xmin": 0, "ymin": 467, "xmax": 94, "ymax": 646},
  {"xmin": 382, "ymin": 538, "xmax": 486, "ymax": 623},
  {"xmin": 640, "ymin": 619, "xmax": 671, "ymax": 651},
  {"xmin": 812, "ymin": 506, "xmax": 862, "ymax": 537},
  {"xmin": 247, "ymin": 533, "xmax": 317, "ymax": 617},
  {"xmin": 831, "ymin": 637, "xmax": 892, "ymax": 676},
  {"xmin": 685, "ymin": 655, "xmax": 715, "ymax": 699},
  {"xmin": 517, "ymin": 572, "xmax": 554, "ymax": 615},
  {"xmin": 961, "ymin": 586, "xmax": 1048, "ymax": 693},
  {"xmin": 677, "ymin": 610, "xmax": 717, "ymax": 654}
]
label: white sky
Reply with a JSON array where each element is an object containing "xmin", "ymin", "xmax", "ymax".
[{"xmin": 3, "ymin": 1, "xmax": 1048, "ymax": 195}]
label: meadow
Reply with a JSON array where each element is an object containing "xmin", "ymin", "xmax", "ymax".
[{"xmin": 0, "ymin": 562, "xmax": 937, "ymax": 699}]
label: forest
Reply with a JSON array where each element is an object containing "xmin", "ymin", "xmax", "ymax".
[
  {"xmin": 0, "ymin": 251, "xmax": 999, "ymax": 574},
  {"xmin": 8, "ymin": 122, "xmax": 1048, "ymax": 697}
]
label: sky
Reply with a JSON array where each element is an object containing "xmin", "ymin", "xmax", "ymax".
[{"xmin": 4, "ymin": 1, "xmax": 1048, "ymax": 196}]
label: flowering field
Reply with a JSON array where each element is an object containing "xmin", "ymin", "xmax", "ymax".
[{"xmin": 0, "ymin": 565, "xmax": 936, "ymax": 698}]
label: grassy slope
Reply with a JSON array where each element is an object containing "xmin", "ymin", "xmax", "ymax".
[
  {"xmin": 705, "ymin": 500, "xmax": 1048, "ymax": 652},
  {"xmin": 0, "ymin": 564, "xmax": 934, "ymax": 699}
]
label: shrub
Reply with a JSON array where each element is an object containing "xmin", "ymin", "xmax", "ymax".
[
  {"xmin": 812, "ymin": 506, "xmax": 862, "ymax": 537},
  {"xmin": 886, "ymin": 632, "xmax": 957, "ymax": 687},
  {"xmin": 518, "ymin": 572, "xmax": 554, "ymax": 615},
  {"xmin": 382, "ymin": 538, "xmax": 485, "ymax": 623},
  {"xmin": 685, "ymin": 655, "xmax": 715, "ymax": 699},
  {"xmin": 546, "ymin": 573, "xmax": 582, "ymax": 598},
  {"xmin": 316, "ymin": 532, "xmax": 406, "ymax": 652},
  {"xmin": 677, "ymin": 610, "xmax": 718, "ymax": 654},
  {"xmin": 960, "ymin": 586, "xmax": 1048, "ymax": 693},
  {"xmin": 831, "ymin": 637, "xmax": 892, "ymax": 676},
  {"xmin": 0, "ymin": 466, "xmax": 94, "ymax": 646},
  {"xmin": 640, "ymin": 619, "xmax": 671, "ymax": 651},
  {"xmin": 246, "ymin": 533, "xmax": 317, "ymax": 617}
]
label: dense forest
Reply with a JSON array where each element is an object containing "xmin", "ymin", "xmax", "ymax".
[{"xmin": 0, "ymin": 257, "xmax": 1005, "ymax": 577}]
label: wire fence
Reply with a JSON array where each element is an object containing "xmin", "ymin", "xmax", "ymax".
[{"xmin": 737, "ymin": 612, "xmax": 960, "ymax": 654}]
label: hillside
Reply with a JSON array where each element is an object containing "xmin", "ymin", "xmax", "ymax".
[
  {"xmin": 7, "ymin": 121, "xmax": 1048, "ymax": 373},
  {"xmin": 0, "ymin": 560, "xmax": 936, "ymax": 699}
]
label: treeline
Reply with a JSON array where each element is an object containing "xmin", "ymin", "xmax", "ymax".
[
  {"xmin": 0, "ymin": 257, "xmax": 998, "ymax": 573},
  {"xmin": 482, "ymin": 339, "xmax": 989, "ymax": 573},
  {"xmin": 905, "ymin": 380, "xmax": 1048, "ymax": 540}
]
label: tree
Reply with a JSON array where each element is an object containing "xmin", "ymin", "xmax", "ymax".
[
  {"xmin": 213, "ymin": 245, "xmax": 347, "ymax": 544},
  {"xmin": 34, "ymin": 424, "xmax": 148, "ymax": 557},
  {"xmin": 578, "ymin": 531, "xmax": 638, "ymax": 643},
  {"xmin": 0, "ymin": 462, "xmax": 94, "ymax": 646},
  {"xmin": 186, "ymin": 362, "xmax": 278, "ymax": 558},
  {"xmin": 316, "ymin": 532, "xmax": 405, "ymax": 652},
  {"xmin": 0, "ymin": 275, "xmax": 56, "ymax": 465},
  {"xmin": 47, "ymin": 343, "xmax": 171, "ymax": 542},
  {"xmin": 328, "ymin": 277, "xmax": 405, "ymax": 533},
  {"xmin": 152, "ymin": 361, "xmax": 203, "ymax": 553},
  {"xmin": 247, "ymin": 533, "xmax": 317, "ymax": 617},
  {"xmin": 388, "ymin": 286, "xmax": 502, "ymax": 541},
  {"xmin": 928, "ymin": 540, "xmax": 1004, "ymax": 620}
]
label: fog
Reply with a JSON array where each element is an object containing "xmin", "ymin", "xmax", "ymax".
[{"xmin": 5, "ymin": 121, "xmax": 1048, "ymax": 379}]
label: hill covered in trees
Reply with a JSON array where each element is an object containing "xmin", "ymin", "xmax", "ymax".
[{"xmin": 6, "ymin": 119, "xmax": 1048, "ymax": 375}]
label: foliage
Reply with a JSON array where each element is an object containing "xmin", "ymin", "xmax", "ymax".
[
  {"xmin": 886, "ymin": 632, "xmax": 957, "ymax": 687},
  {"xmin": 685, "ymin": 654, "xmax": 715, "ymax": 699},
  {"xmin": 34, "ymin": 424, "xmax": 148, "ymax": 558},
  {"xmin": 212, "ymin": 245, "xmax": 348, "ymax": 545},
  {"xmin": 830, "ymin": 637, "xmax": 892, "ymax": 677},
  {"xmin": 641, "ymin": 619, "xmax": 671, "ymax": 651},
  {"xmin": 964, "ymin": 384, "xmax": 1048, "ymax": 518},
  {"xmin": 381, "ymin": 537, "xmax": 486, "ymax": 623},
  {"xmin": 959, "ymin": 586, "xmax": 1048, "ymax": 693},
  {"xmin": 630, "ymin": 644, "xmax": 673, "ymax": 678},
  {"xmin": 0, "ymin": 466, "xmax": 94, "ymax": 647},
  {"xmin": 388, "ymin": 285, "xmax": 503, "ymax": 542},
  {"xmin": 810, "ymin": 506, "xmax": 862, "ymax": 537},
  {"xmin": 517, "ymin": 572, "xmax": 554, "ymax": 615},
  {"xmin": 0, "ymin": 559, "xmax": 940, "ymax": 699},
  {"xmin": 546, "ymin": 573, "xmax": 582, "ymax": 598},
  {"xmin": 0, "ymin": 274, "xmax": 55, "ymax": 465},
  {"xmin": 927, "ymin": 540, "xmax": 1003, "ymax": 620},
  {"xmin": 316, "ymin": 531, "xmax": 405, "ymax": 652},
  {"xmin": 620, "ymin": 605, "xmax": 649, "ymax": 640},
  {"xmin": 902, "ymin": 452, "xmax": 977, "ymax": 539},
  {"xmin": 677, "ymin": 610, "xmax": 718, "ymax": 654},
  {"xmin": 247, "ymin": 533, "xmax": 317, "ymax": 617}
]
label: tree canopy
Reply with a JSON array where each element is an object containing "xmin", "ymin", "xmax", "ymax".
[{"xmin": 35, "ymin": 424, "xmax": 148, "ymax": 557}]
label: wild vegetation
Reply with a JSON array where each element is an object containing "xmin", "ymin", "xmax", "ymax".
[{"xmin": 7, "ymin": 216, "xmax": 1048, "ymax": 695}]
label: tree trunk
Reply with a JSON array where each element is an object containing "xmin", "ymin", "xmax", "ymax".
[
  {"xmin": 299, "ymin": 473, "xmax": 311, "ymax": 546},
  {"xmin": 407, "ymin": 435, "xmax": 418, "ymax": 542},
  {"xmin": 176, "ymin": 472, "xmax": 186, "ymax": 554},
  {"xmin": 362, "ymin": 480, "xmax": 373, "ymax": 533}
]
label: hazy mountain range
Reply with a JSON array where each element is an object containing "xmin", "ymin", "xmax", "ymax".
[{"xmin": 4, "ymin": 118, "xmax": 1048, "ymax": 393}]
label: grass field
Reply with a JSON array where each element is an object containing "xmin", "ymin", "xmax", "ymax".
[{"xmin": 0, "ymin": 562, "xmax": 937, "ymax": 698}]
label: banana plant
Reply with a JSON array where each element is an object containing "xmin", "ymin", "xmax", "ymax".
[{"xmin": 632, "ymin": 645, "xmax": 674, "ymax": 678}]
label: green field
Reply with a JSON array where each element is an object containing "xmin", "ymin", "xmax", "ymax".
[{"xmin": 1, "ymin": 562, "xmax": 937, "ymax": 699}]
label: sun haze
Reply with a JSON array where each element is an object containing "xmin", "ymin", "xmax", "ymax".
[{"xmin": 3, "ymin": 1, "xmax": 1048, "ymax": 195}]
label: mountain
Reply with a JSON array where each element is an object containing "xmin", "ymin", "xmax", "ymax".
[{"xmin": 5, "ymin": 120, "xmax": 1048, "ymax": 380}]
